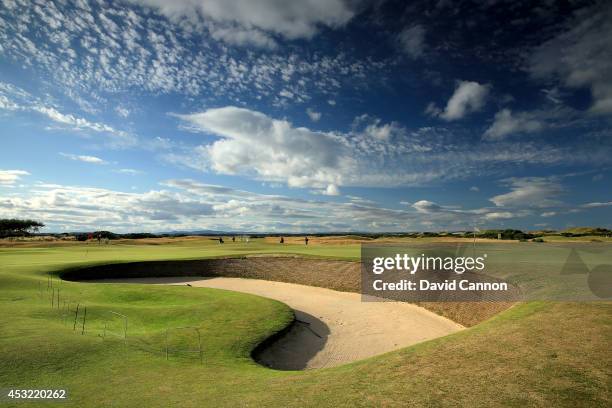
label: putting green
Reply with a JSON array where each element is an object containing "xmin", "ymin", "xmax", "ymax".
[{"xmin": 0, "ymin": 240, "xmax": 610, "ymax": 407}]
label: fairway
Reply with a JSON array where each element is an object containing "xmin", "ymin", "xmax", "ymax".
[{"xmin": 0, "ymin": 238, "xmax": 610, "ymax": 407}]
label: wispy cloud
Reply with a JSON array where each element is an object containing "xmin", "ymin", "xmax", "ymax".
[
  {"xmin": 490, "ymin": 177, "xmax": 564, "ymax": 208},
  {"xmin": 581, "ymin": 201, "xmax": 612, "ymax": 208},
  {"xmin": 397, "ymin": 24, "xmax": 426, "ymax": 59},
  {"xmin": 115, "ymin": 168, "xmax": 145, "ymax": 176},
  {"xmin": 0, "ymin": 170, "xmax": 30, "ymax": 186},
  {"xmin": 528, "ymin": 2, "xmax": 612, "ymax": 115},
  {"xmin": 0, "ymin": 82, "xmax": 136, "ymax": 147},
  {"xmin": 0, "ymin": 1, "xmax": 380, "ymax": 110},
  {"xmin": 306, "ymin": 108, "xmax": 321, "ymax": 122},
  {"xmin": 59, "ymin": 153, "xmax": 108, "ymax": 165}
]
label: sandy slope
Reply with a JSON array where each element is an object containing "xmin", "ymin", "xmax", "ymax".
[{"xmin": 96, "ymin": 277, "xmax": 464, "ymax": 370}]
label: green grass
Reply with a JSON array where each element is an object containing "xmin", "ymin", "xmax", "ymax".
[{"xmin": 0, "ymin": 239, "xmax": 610, "ymax": 407}]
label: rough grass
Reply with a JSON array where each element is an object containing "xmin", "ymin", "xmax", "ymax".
[{"xmin": 0, "ymin": 239, "xmax": 610, "ymax": 407}]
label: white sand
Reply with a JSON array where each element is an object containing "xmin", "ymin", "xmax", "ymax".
[{"xmin": 95, "ymin": 277, "xmax": 463, "ymax": 370}]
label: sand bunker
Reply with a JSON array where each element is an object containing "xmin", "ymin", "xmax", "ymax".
[{"xmin": 96, "ymin": 277, "xmax": 463, "ymax": 370}]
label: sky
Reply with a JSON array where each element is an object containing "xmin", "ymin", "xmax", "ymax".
[{"xmin": 0, "ymin": 0, "xmax": 611, "ymax": 233}]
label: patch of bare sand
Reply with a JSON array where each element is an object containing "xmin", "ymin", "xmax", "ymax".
[{"xmin": 97, "ymin": 277, "xmax": 464, "ymax": 370}]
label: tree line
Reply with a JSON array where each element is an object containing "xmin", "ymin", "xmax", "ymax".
[{"xmin": 0, "ymin": 219, "xmax": 45, "ymax": 238}]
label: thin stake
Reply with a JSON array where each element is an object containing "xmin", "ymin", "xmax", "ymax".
[
  {"xmin": 81, "ymin": 307, "xmax": 87, "ymax": 335},
  {"xmin": 165, "ymin": 329, "xmax": 169, "ymax": 360},
  {"xmin": 56, "ymin": 288, "xmax": 60, "ymax": 309},
  {"xmin": 51, "ymin": 288, "xmax": 55, "ymax": 308},
  {"xmin": 197, "ymin": 330, "xmax": 203, "ymax": 364},
  {"xmin": 73, "ymin": 303, "xmax": 80, "ymax": 331}
]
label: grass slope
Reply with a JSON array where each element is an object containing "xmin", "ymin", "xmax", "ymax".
[{"xmin": 0, "ymin": 239, "xmax": 610, "ymax": 407}]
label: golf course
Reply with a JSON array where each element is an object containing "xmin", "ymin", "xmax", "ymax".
[{"xmin": 0, "ymin": 237, "xmax": 610, "ymax": 407}]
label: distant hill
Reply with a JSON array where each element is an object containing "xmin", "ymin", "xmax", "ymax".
[
  {"xmin": 560, "ymin": 227, "xmax": 611, "ymax": 236},
  {"xmin": 156, "ymin": 229, "xmax": 229, "ymax": 236}
]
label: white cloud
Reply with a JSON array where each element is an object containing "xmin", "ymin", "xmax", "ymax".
[
  {"xmin": 115, "ymin": 168, "xmax": 145, "ymax": 176},
  {"xmin": 407, "ymin": 198, "xmax": 531, "ymax": 225},
  {"xmin": 306, "ymin": 108, "xmax": 321, "ymax": 122},
  {"xmin": 354, "ymin": 114, "xmax": 406, "ymax": 142},
  {"xmin": 581, "ymin": 201, "xmax": 612, "ymax": 208},
  {"xmin": 310, "ymin": 184, "xmax": 340, "ymax": 196},
  {"xmin": 115, "ymin": 106, "xmax": 130, "ymax": 118},
  {"xmin": 542, "ymin": 88, "xmax": 563, "ymax": 105},
  {"xmin": 279, "ymin": 89, "xmax": 294, "ymax": 99},
  {"xmin": 424, "ymin": 102, "xmax": 441, "ymax": 117},
  {"xmin": 490, "ymin": 178, "xmax": 564, "ymax": 208},
  {"xmin": 0, "ymin": 82, "xmax": 136, "ymax": 147},
  {"xmin": 207, "ymin": 23, "xmax": 278, "ymax": 49},
  {"xmin": 131, "ymin": 0, "xmax": 358, "ymax": 42},
  {"xmin": 60, "ymin": 153, "xmax": 108, "ymax": 164},
  {"xmin": 398, "ymin": 24, "xmax": 425, "ymax": 59},
  {"xmin": 363, "ymin": 121, "xmax": 398, "ymax": 141},
  {"xmin": 0, "ymin": 183, "xmax": 214, "ymax": 230},
  {"xmin": 0, "ymin": 177, "xmax": 581, "ymax": 232},
  {"xmin": 0, "ymin": 179, "xmax": 423, "ymax": 233},
  {"xmin": 528, "ymin": 2, "xmax": 612, "ymax": 115},
  {"xmin": 0, "ymin": 4, "xmax": 377, "ymax": 113},
  {"xmin": 483, "ymin": 109, "xmax": 543, "ymax": 140},
  {"xmin": 412, "ymin": 200, "xmax": 442, "ymax": 213},
  {"xmin": 319, "ymin": 184, "xmax": 340, "ymax": 196},
  {"xmin": 541, "ymin": 211, "xmax": 557, "ymax": 217},
  {"xmin": 169, "ymin": 106, "xmax": 612, "ymax": 190},
  {"xmin": 36, "ymin": 106, "xmax": 114, "ymax": 133},
  {"xmin": 484, "ymin": 211, "xmax": 515, "ymax": 220},
  {"xmin": 0, "ymin": 170, "xmax": 30, "ymax": 186},
  {"xmin": 469, "ymin": 186, "xmax": 479, "ymax": 192},
  {"xmin": 429, "ymin": 81, "xmax": 490, "ymax": 121},
  {"xmin": 175, "ymin": 106, "xmax": 354, "ymax": 188},
  {"xmin": 0, "ymin": 95, "xmax": 20, "ymax": 111}
]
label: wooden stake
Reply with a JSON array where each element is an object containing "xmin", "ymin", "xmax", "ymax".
[
  {"xmin": 73, "ymin": 304, "xmax": 80, "ymax": 331},
  {"xmin": 81, "ymin": 307, "xmax": 87, "ymax": 335}
]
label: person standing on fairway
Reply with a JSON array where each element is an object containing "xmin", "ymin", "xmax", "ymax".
[{"xmin": 304, "ymin": 236, "xmax": 309, "ymax": 245}]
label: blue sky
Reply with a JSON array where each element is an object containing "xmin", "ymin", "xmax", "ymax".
[{"xmin": 0, "ymin": 0, "xmax": 611, "ymax": 233}]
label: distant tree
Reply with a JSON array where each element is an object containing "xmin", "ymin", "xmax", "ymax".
[
  {"xmin": 0, "ymin": 218, "xmax": 45, "ymax": 238},
  {"xmin": 121, "ymin": 233, "xmax": 159, "ymax": 239},
  {"xmin": 93, "ymin": 231, "xmax": 118, "ymax": 240},
  {"xmin": 478, "ymin": 229, "xmax": 534, "ymax": 240}
]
